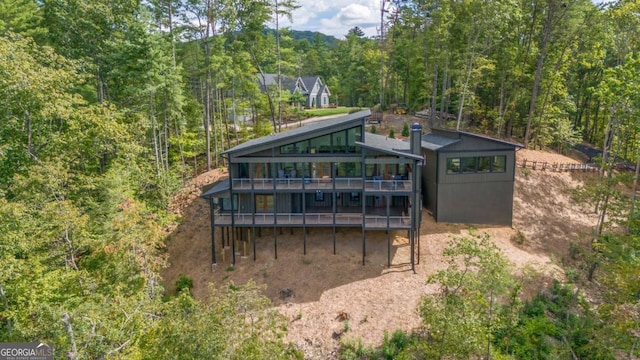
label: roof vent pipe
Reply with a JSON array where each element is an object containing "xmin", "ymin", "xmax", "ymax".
[{"xmin": 410, "ymin": 123, "xmax": 422, "ymax": 155}]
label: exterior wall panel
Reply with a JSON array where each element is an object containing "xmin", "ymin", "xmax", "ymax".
[
  {"xmin": 423, "ymin": 151, "xmax": 438, "ymax": 216},
  {"xmin": 444, "ymin": 136, "xmax": 514, "ymax": 152},
  {"xmin": 436, "ymin": 181, "xmax": 514, "ymax": 225},
  {"xmin": 276, "ymin": 193, "xmax": 291, "ymax": 213}
]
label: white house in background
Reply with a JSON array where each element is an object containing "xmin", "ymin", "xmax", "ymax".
[
  {"xmin": 294, "ymin": 76, "xmax": 331, "ymax": 108},
  {"xmin": 258, "ymin": 74, "xmax": 331, "ymax": 108}
]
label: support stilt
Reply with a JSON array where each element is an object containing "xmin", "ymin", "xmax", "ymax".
[{"xmin": 387, "ymin": 231, "xmax": 391, "ymax": 268}]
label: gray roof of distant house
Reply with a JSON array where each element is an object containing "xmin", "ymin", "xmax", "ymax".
[
  {"xmin": 299, "ymin": 76, "xmax": 320, "ymax": 92},
  {"xmin": 258, "ymin": 74, "xmax": 296, "ymax": 92},
  {"xmin": 222, "ymin": 110, "xmax": 371, "ymax": 155}
]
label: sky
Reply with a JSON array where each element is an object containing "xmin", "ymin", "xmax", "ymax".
[
  {"xmin": 282, "ymin": 0, "xmax": 386, "ymax": 39},
  {"xmin": 281, "ymin": 0, "xmax": 608, "ymax": 40}
]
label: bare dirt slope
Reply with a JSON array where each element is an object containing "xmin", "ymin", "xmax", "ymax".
[{"xmin": 161, "ymin": 149, "xmax": 597, "ymax": 359}]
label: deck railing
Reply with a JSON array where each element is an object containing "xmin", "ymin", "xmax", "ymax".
[
  {"xmin": 213, "ymin": 212, "xmax": 411, "ymax": 228},
  {"xmin": 231, "ymin": 177, "xmax": 411, "ymax": 192}
]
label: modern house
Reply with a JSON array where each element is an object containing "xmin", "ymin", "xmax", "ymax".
[
  {"xmin": 201, "ymin": 110, "xmax": 424, "ymax": 269},
  {"xmin": 420, "ymin": 129, "xmax": 523, "ymax": 225},
  {"xmin": 257, "ymin": 74, "xmax": 331, "ymax": 108}
]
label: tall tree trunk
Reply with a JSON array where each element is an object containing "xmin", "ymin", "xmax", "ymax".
[
  {"xmin": 440, "ymin": 56, "xmax": 448, "ymax": 116},
  {"xmin": 497, "ymin": 76, "xmax": 506, "ymax": 137},
  {"xmin": 431, "ymin": 61, "xmax": 438, "ymax": 129},
  {"xmin": 628, "ymin": 155, "xmax": 640, "ymax": 233},
  {"xmin": 456, "ymin": 46, "xmax": 476, "ymax": 131},
  {"xmin": 150, "ymin": 92, "xmax": 160, "ymax": 175},
  {"xmin": 423, "ymin": 46, "xmax": 432, "ymax": 129},
  {"xmin": 524, "ymin": 0, "xmax": 568, "ymax": 147}
]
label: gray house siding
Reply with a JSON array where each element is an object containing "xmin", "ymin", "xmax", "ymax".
[
  {"xmin": 442, "ymin": 136, "xmax": 514, "ymax": 152},
  {"xmin": 238, "ymin": 193, "xmax": 254, "ymax": 213},
  {"xmin": 421, "ymin": 130, "xmax": 520, "ymax": 226},
  {"xmin": 436, "ymin": 181, "xmax": 514, "ymax": 225},
  {"xmin": 423, "ymin": 151, "xmax": 438, "ymax": 216},
  {"xmin": 276, "ymin": 193, "xmax": 291, "ymax": 213}
]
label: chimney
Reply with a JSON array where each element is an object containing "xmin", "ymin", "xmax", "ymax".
[{"xmin": 410, "ymin": 123, "xmax": 422, "ymax": 155}]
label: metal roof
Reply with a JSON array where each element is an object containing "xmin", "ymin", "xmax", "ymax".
[
  {"xmin": 363, "ymin": 133, "xmax": 410, "ymax": 152},
  {"xmin": 222, "ymin": 109, "xmax": 371, "ymax": 155},
  {"xmin": 200, "ymin": 179, "xmax": 230, "ymax": 199},
  {"xmin": 358, "ymin": 133, "xmax": 423, "ymax": 161},
  {"xmin": 420, "ymin": 129, "xmax": 523, "ymax": 151},
  {"xmin": 421, "ymin": 133, "xmax": 461, "ymax": 151},
  {"xmin": 457, "ymin": 130, "xmax": 524, "ymax": 148}
]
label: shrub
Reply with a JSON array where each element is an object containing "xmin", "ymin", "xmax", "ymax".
[
  {"xmin": 402, "ymin": 122, "xmax": 410, "ymax": 137},
  {"xmin": 175, "ymin": 274, "xmax": 194, "ymax": 295}
]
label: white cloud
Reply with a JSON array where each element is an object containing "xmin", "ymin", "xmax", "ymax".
[{"xmin": 283, "ymin": 0, "xmax": 385, "ymax": 39}]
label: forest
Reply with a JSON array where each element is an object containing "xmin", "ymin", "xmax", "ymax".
[{"xmin": 0, "ymin": 0, "xmax": 639, "ymax": 358}]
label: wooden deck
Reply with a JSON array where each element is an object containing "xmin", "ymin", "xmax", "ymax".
[
  {"xmin": 212, "ymin": 212, "xmax": 411, "ymax": 229},
  {"xmin": 231, "ymin": 177, "xmax": 412, "ymax": 192}
]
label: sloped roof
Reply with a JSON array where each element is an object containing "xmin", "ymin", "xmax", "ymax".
[
  {"xmin": 222, "ymin": 110, "xmax": 371, "ymax": 155},
  {"xmin": 299, "ymin": 76, "xmax": 320, "ymax": 93},
  {"xmin": 201, "ymin": 179, "xmax": 230, "ymax": 199},
  {"xmin": 358, "ymin": 133, "xmax": 422, "ymax": 160},
  {"xmin": 320, "ymin": 83, "xmax": 331, "ymax": 96},
  {"xmin": 258, "ymin": 74, "xmax": 297, "ymax": 92},
  {"xmin": 457, "ymin": 130, "xmax": 524, "ymax": 148},
  {"xmin": 421, "ymin": 133, "xmax": 461, "ymax": 151},
  {"xmin": 421, "ymin": 129, "xmax": 523, "ymax": 151}
]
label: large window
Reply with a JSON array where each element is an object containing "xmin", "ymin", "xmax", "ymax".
[
  {"xmin": 332, "ymin": 131, "xmax": 346, "ymax": 153},
  {"xmin": 446, "ymin": 158, "xmax": 460, "ymax": 174},
  {"xmin": 255, "ymin": 195, "xmax": 274, "ymax": 213},
  {"xmin": 278, "ymin": 126, "xmax": 362, "ymax": 155},
  {"xmin": 221, "ymin": 195, "xmax": 238, "ymax": 211},
  {"xmin": 310, "ymin": 134, "xmax": 331, "ymax": 153},
  {"xmin": 347, "ymin": 126, "xmax": 361, "ymax": 153},
  {"xmin": 337, "ymin": 162, "xmax": 361, "ymax": 177},
  {"xmin": 477, "ymin": 156, "xmax": 492, "ymax": 172},
  {"xmin": 493, "ymin": 156, "xmax": 506, "ymax": 172},
  {"xmin": 461, "ymin": 157, "xmax": 477, "ymax": 173},
  {"xmin": 446, "ymin": 155, "xmax": 507, "ymax": 174}
]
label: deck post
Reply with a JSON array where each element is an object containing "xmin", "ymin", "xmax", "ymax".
[
  {"xmin": 303, "ymin": 191, "xmax": 307, "ymax": 255},
  {"xmin": 333, "ymin": 227, "xmax": 336, "ymax": 255},
  {"xmin": 231, "ymin": 225, "xmax": 236, "ymax": 266},
  {"xmin": 273, "ymin": 163, "xmax": 278, "ymax": 260},
  {"xmin": 332, "ymin": 192, "xmax": 336, "ymax": 254},
  {"xmin": 417, "ymin": 220, "xmax": 421, "ymax": 265},
  {"xmin": 209, "ymin": 198, "xmax": 216, "ymax": 266},
  {"xmin": 387, "ymin": 230, "xmax": 391, "ymax": 268},
  {"xmin": 362, "ymin": 230, "xmax": 366, "ymax": 265},
  {"xmin": 252, "ymin": 226, "xmax": 256, "ymax": 261},
  {"xmin": 411, "ymin": 229, "xmax": 416, "ymax": 273}
]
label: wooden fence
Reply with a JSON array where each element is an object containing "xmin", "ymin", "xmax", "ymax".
[{"xmin": 518, "ymin": 159, "xmax": 600, "ymax": 172}]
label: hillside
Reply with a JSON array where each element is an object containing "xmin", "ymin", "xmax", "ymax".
[
  {"xmin": 264, "ymin": 28, "xmax": 339, "ymax": 47},
  {"xmin": 162, "ymin": 148, "xmax": 598, "ymax": 359}
]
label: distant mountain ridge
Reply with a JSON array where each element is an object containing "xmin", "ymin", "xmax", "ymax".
[{"xmin": 263, "ymin": 28, "xmax": 338, "ymax": 47}]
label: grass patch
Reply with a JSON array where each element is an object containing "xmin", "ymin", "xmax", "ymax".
[{"xmin": 303, "ymin": 107, "xmax": 360, "ymax": 117}]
